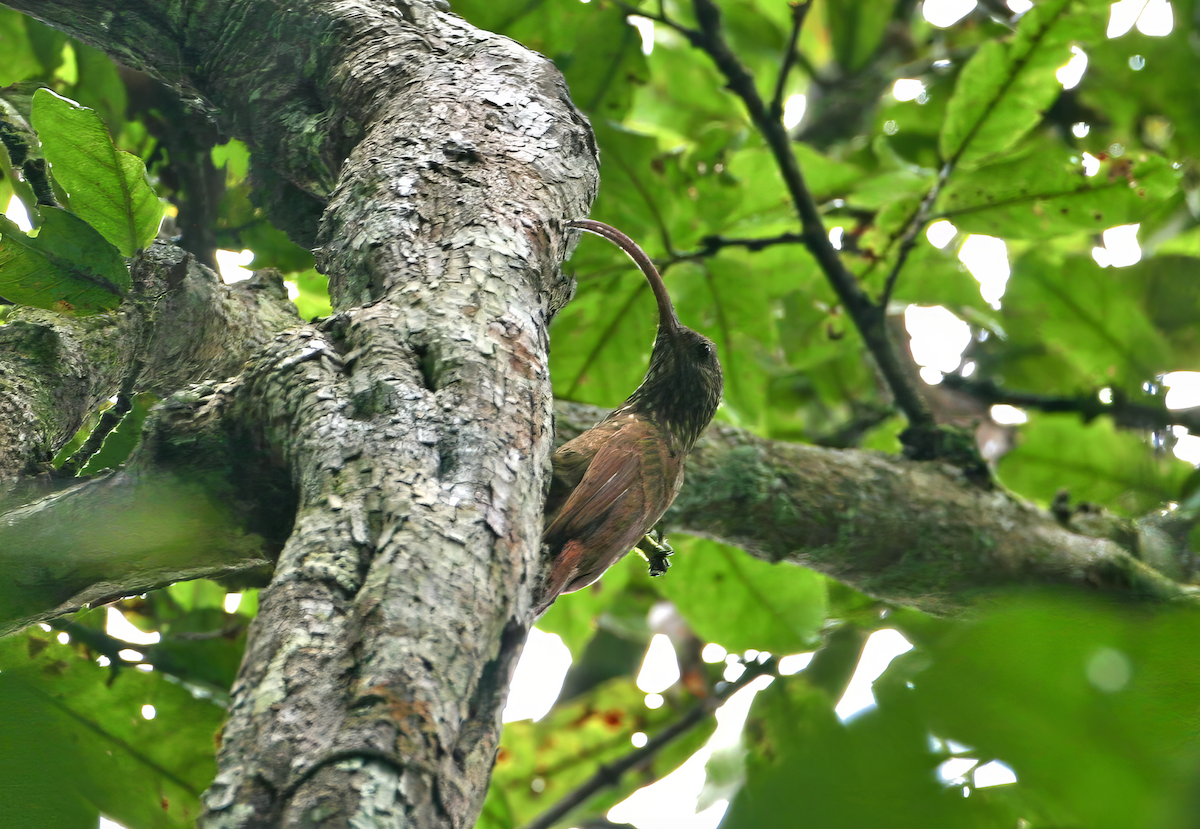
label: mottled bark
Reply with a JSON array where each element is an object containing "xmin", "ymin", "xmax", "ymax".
[
  {"xmin": 674, "ymin": 424, "xmax": 1192, "ymax": 613},
  {"xmin": 2, "ymin": 0, "xmax": 1195, "ymax": 827},
  {"xmin": 8, "ymin": 398, "xmax": 1194, "ymax": 638},
  {"xmin": 556, "ymin": 403, "xmax": 1197, "ymax": 615},
  {"xmin": 0, "ymin": 244, "xmax": 299, "ymax": 481},
  {"xmin": 5, "ymin": 0, "xmax": 598, "ymax": 826}
]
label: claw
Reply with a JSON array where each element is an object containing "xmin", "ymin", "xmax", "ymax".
[{"xmin": 639, "ymin": 529, "xmax": 673, "ymax": 577}]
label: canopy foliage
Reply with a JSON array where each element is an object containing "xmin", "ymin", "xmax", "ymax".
[{"xmin": 1, "ymin": 0, "xmax": 1198, "ymax": 827}]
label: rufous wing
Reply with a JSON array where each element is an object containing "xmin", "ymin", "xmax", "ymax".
[
  {"xmin": 543, "ymin": 436, "xmax": 646, "ymax": 556},
  {"xmin": 543, "ymin": 417, "xmax": 623, "ymax": 527},
  {"xmin": 542, "ymin": 416, "xmax": 680, "ymax": 602}
]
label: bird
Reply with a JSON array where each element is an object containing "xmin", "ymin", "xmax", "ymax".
[{"xmin": 537, "ymin": 219, "xmax": 724, "ymax": 614}]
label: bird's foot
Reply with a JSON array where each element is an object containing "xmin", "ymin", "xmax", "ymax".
[{"xmin": 637, "ymin": 529, "xmax": 673, "ymax": 577}]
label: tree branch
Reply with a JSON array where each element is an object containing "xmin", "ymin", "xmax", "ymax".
[
  {"xmin": 769, "ymin": 2, "xmax": 811, "ymax": 120},
  {"xmin": 0, "ymin": 244, "xmax": 298, "ymax": 483},
  {"xmin": 554, "ymin": 403, "xmax": 1197, "ymax": 614},
  {"xmin": 675, "ymin": 231, "xmax": 806, "ymax": 259},
  {"xmin": 12, "ymin": 379, "xmax": 1192, "ymax": 648},
  {"xmin": 942, "ymin": 375, "xmax": 1200, "ymax": 434},
  {"xmin": 676, "ymin": 0, "xmax": 936, "ymax": 439},
  {"xmin": 0, "ymin": 470, "xmax": 272, "ymax": 637},
  {"xmin": 520, "ymin": 657, "xmax": 778, "ymax": 829}
]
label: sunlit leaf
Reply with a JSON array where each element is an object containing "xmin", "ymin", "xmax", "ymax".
[
  {"xmin": 659, "ymin": 537, "xmax": 826, "ymax": 654},
  {"xmin": 32, "ymin": 88, "xmax": 162, "ymax": 255},
  {"xmin": 940, "ymin": 0, "xmax": 1102, "ymax": 167},
  {"xmin": 940, "ymin": 146, "xmax": 1178, "ymax": 239}
]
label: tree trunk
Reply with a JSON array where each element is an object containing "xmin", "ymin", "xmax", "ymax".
[
  {"xmin": 4, "ymin": 0, "xmax": 1196, "ymax": 826},
  {"xmin": 5, "ymin": 0, "xmax": 598, "ymax": 825}
]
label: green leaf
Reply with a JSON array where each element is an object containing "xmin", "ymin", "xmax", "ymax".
[
  {"xmin": 0, "ymin": 629, "xmax": 223, "ymax": 828},
  {"xmin": 0, "ymin": 674, "xmax": 99, "ymax": 829},
  {"xmin": 211, "ymin": 138, "xmax": 251, "ymax": 184},
  {"xmin": 588, "ymin": 120, "xmax": 673, "ymax": 248},
  {"xmin": 658, "ymin": 537, "xmax": 826, "ymax": 654},
  {"xmin": 550, "ymin": 249, "xmax": 658, "ymax": 407},
  {"xmin": 939, "ymin": 0, "xmax": 1099, "ymax": 167},
  {"xmin": 939, "ymin": 146, "xmax": 1178, "ymax": 240},
  {"xmin": 827, "ymin": 0, "xmax": 900, "ymax": 72},
  {"xmin": 848, "ymin": 168, "xmax": 936, "ymax": 211},
  {"xmin": 51, "ymin": 405, "xmax": 106, "ymax": 468},
  {"xmin": 286, "ymin": 266, "xmax": 333, "ymax": 320},
  {"xmin": 889, "ymin": 242, "xmax": 993, "ymax": 315},
  {"xmin": 909, "ymin": 598, "xmax": 1200, "ymax": 829},
  {"xmin": 0, "ymin": 9, "xmax": 42, "ymax": 85},
  {"xmin": 794, "ymin": 143, "xmax": 866, "ymax": 201},
  {"xmin": 24, "ymin": 16, "xmax": 67, "ymax": 77},
  {"xmin": 216, "ymin": 178, "xmax": 314, "ymax": 272},
  {"xmin": 991, "ymin": 252, "xmax": 1174, "ymax": 393},
  {"xmin": 998, "ymin": 413, "xmax": 1192, "ymax": 515},
  {"xmin": 0, "ymin": 208, "xmax": 128, "ymax": 312},
  {"xmin": 622, "ymin": 30, "xmax": 747, "ymax": 148},
  {"xmin": 63, "ymin": 41, "xmax": 129, "ymax": 137},
  {"xmin": 79, "ymin": 392, "xmax": 157, "ymax": 475},
  {"xmin": 719, "ymin": 142, "xmax": 793, "ymax": 232},
  {"xmin": 685, "ymin": 253, "xmax": 789, "ymax": 428},
  {"xmin": 1078, "ymin": 11, "xmax": 1200, "ymax": 158},
  {"xmin": 1130, "ymin": 254, "xmax": 1200, "ymax": 367},
  {"xmin": 32, "ymin": 87, "xmax": 162, "ymax": 256}
]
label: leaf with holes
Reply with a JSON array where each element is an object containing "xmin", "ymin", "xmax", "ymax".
[
  {"xmin": 939, "ymin": 144, "xmax": 1177, "ymax": 240},
  {"xmin": 940, "ymin": 0, "xmax": 1102, "ymax": 168}
]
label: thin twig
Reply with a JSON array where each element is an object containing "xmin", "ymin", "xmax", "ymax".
[
  {"xmin": 609, "ymin": 0, "xmax": 696, "ymax": 36},
  {"xmin": 676, "ymin": 231, "xmax": 806, "ymax": 259},
  {"xmin": 769, "ymin": 2, "xmax": 812, "ymax": 120},
  {"xmin": 879, "ymin": 161, "xmax": 952, "ymax": 309},
  {"xmin": 677, "ymin": 0, "xmax": 936, "ymax": 432},
  {"xmin": 56, "ymin": 393, "xmax": 134, "ymax": 478},
  {"xmin": 788, "ymin": 45, "xmax": 822, "ymax": 88},
  {"xmin": 518, "ymin": 658, "xmax": 777, "ymax": 829},
  {"xmin": 942, "ymin": 376, "xmax": 1200, "ymax": 434}
]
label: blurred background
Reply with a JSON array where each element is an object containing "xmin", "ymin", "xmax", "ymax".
[{"xmin": 2, "ymin": 0, "xmax": 1200, "ymax": 827}]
